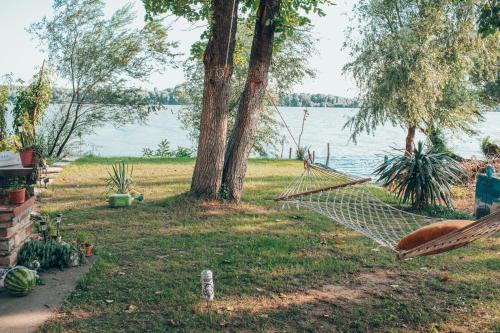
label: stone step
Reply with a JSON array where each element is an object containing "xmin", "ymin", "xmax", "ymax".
[
  {"xmin": 51, "ymin": 161, "xmax": 71, "ymax": 167},
  {"xmin": 45, "ymin": 167, "xmax": 63, "ymax": 174}
]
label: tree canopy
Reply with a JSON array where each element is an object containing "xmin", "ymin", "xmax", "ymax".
[
  {"xmin": 144, "ymin": 0, "xmax": 330, "ymax": 36},
  {"xmin": 344, "ymin": 0, "xmax": 499, "ymax": 152},
  {"xmin": 30, "ymin": 0, "xmax": 177, "ymax": 157},
  {"xmin": 178, "ymin": 21, "xmax": 317, "ymax": 156}
]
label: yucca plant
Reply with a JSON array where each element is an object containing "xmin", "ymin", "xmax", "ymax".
[
  {"xmin": 106, "ymin": 161, "xmax": 133, "ymax": 194},
  {"xmin": 375, "ymin": 141, "xmax": 465, "ymax": 209}
]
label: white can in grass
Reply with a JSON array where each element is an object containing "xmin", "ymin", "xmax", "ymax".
[{"xmin": 201, "ymin": 269, "xmax": 214, "ymax": 301}]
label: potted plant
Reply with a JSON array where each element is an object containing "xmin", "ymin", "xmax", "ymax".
[
  {"xmin": 76, "ymin": 231, "xmax": 93, "ymax": 257},
  {"xmin": 17, "ymin": 128, "xmax": 36, "ymax": 167},
  {"xmin": 7, "ymin": 178, "xmax": 26, "ymax": 204},
  {"xmin": 105, "ymin": 161, "xmax": 143, "ymax": 207}
]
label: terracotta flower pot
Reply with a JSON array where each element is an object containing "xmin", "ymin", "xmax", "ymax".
[
  {"xmin": 8, "ymin": 188, "xmax": 26, "ymax": 204},
  {"xmin": 19, "ymin": 148, "xmax": 34, "ymax": 167},
  {"xmin": 84, "ymin": 243, "xmax": 92, "ymax": 257}
]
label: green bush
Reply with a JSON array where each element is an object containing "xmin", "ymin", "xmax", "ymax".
[
  {"xmin": 142, "ymin": 139, "xmax": 193, "ymax": 158},
  {"xmin": 175, "ymin": 147, "xmax": 193, "ymax": 158},
  {"xmin": 18, "ymin": 240, "xmax": 82, "ymax": 270},
  {"xmin": 375, "ymin": 141, "xmax": 465, "ymax": 209},
  {"xmin": 480, "ymin": 136, "xmax": 500, "ymax": 157}
]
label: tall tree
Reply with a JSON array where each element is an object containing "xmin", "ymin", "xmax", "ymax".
[
  {"xmin": 31, "ymin": 0, "xmax": 175, "ymax": 158},
  {"xmin": 145, "ymin": 0, "xmax": 240, "ymax": 199},
  {"xmin": 190, "ymin": 1, "xmax": 240, "ymax": 199},
  {"xmin": 344, "ymin": 0, "xmax": 499, "ymax": 154},
  {"xmin": 222, "ymin": 0, "xmax": 281, "ymax": 202},
  {"xmin": 145, "ymin": 0, "xmax": 328, "ymax": 201}
]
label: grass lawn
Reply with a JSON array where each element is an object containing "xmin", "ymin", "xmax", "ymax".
[{"xmin": 38, "ymin": 157, "xmax": 499, "ymax": 332}]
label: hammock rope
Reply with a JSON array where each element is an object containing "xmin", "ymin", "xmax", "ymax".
[{"xmin": 276, "ymin": 161, "xmax": 500, "ymax": 259}]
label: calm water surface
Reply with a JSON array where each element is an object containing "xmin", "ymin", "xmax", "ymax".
[{"xmin": 81, "ymin": 106, "xmax": 500, "ymax": 177}]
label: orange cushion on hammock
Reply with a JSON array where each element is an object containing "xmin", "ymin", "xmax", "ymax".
[{"xmin": 396, "ymin": 220, "xmax": 473, "ymax": 251}]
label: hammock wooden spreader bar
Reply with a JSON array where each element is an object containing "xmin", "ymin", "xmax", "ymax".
[
  {"xmin": 274, "ymin": 177, "xmax": 371, "ymax": 201},
  {"xmin": 397, "ymin": 210, "xmax": 500, "ymax": 260}
]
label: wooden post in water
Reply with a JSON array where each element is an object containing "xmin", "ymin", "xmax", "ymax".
[
  {"xmin": 312, "ymin": 151, "xmax": 315, "ymax": 163},
  {"xmin": 289, "ymin": 147, "xmax": 292, "ymax": 159},
  {"xmin": 280, "ymin": 136, "xmax": 285, "ymax": 158},
  {"xmin": 326, "ymin": 143, "xmax": 331, "ymax": 167}
]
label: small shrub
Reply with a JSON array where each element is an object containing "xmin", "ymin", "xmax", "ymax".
[
  {"xmin": 18, "ymin": 240, "xmax": 82, "ymax": 270},
  {"xmin": 480, "ymin": 136, "xmax": 500, "ymax": 157},
  {"xmin": 142, "ymin": 147, "xmax": 154, "ymax": 158},
  {"xmin": 375, "ymin": 141, "xmax": 466, "ymax": 209},
  {"xmin": 155, "ymin": 139, "xmax": 174, "ymax": 157},
  {"xmin": 106, "ymin": 161, "xmax": 133, "ymax": 194},
  {"xmin": 175, "ymin": 147, "xmax": 193, "ymax": 158},
  {"xmin": 296, "ymin": 146, "xmax": 308, "ymax": 160},
  {"xmin": 142, "ymin": 139, "xmax": 193, "ymax": 158}
]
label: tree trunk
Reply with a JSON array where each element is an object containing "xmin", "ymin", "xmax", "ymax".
[
  {"xmin": 405, "ymin": 124, "xmax": 416, "ymax": 155},
  {"xmin": 222, "ymin": 0, "xmax": 281, "ymax": 203},
  {"xmin": 190, "ymin": 0, "xmax": 239, "ymax": 199},
  {"xmin": 48, "ymin": 97, "xmax": 75, "ymax": 157},
  {"xmin": 55, "ymin": 104, "xmax": 81, "ymax": 158}
]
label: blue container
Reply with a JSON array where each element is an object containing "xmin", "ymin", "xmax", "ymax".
[{"xmin": 475, "ymin": 165, "xmax": 500, "ymax": 219}]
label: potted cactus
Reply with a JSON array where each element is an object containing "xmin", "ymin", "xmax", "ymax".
[{"xmin": 105, "ymin": 161, "xmax": 143, "ymax": 207}]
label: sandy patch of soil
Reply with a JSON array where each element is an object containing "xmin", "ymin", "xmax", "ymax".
[
  {"xmin": 206, "ymin": 270, "xmax": 400, "ymax": 316},
  {"xmin": 193, "ymin": 201, "xmax": 273, "ymax": 218}
]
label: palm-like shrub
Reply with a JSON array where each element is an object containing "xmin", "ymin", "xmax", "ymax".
[
  {"xmin": 106, "ymin": 161, "xmax": 133, "ymax": 194},
  {"xmin": 375, "ymin": 142, "xmax": 465, "ymax": 209}
]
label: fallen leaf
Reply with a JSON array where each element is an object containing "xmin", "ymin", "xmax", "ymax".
[
  {"xmin": 118, "ymin": 272, "xmax": 126, "ymax": 276},
  {"xmin": 125, "ymin": 304, "xmax": 138, "ymax": 313},
  {"xmin": 105, "ymin": 299, "xmax": 114, "ymax": 304},
  {"xmin": 155, "ymin": 291, "xmax": 162, "ymax": 295},
  {"xmin": 335, "ymin": 239, "xmax": 345, "ymax": 245},
  {"xmin": 439, "ymin": 274, "xmax": 452, "ymax": 282}
]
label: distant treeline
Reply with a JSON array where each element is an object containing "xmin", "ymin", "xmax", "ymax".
[
  {"xmin": 51, "ymin": 86, "xmax": 359, "ymax": 107},
  {"xmin": 278, "ymin": 93, "xmax": 358, "ymax": 108}
]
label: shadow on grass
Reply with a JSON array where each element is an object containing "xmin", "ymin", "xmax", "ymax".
[{"xmin": 37, "ymin": 192, "xmax": 499, "ymax": 332}]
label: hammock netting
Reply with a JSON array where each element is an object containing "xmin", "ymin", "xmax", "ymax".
[{"xmin": 276, "ymin": 162, "xmax": 500, "ymax": 259}]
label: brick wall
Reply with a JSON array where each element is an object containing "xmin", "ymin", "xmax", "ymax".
[{"xmin": 0, "ymin": 196, "xmax": 36, "ymax": 267}]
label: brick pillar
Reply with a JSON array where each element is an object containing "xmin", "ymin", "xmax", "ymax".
[{"xmin": 0, "ymin": 196, "xmax": 36, "ymax": 267}]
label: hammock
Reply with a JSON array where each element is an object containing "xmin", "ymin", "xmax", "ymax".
[{"xmin": 275, "ymin": 161, "xmax": 500, "ymax": 259}]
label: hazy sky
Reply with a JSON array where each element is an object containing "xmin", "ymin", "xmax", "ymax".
[{"xmin": 0, "ymin": 0, "xmax": 358, "ymax": 97}]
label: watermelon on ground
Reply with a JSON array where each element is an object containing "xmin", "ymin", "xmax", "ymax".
[{"xmin": 4, "ymin": 266, "xmax": 37, "ymax": 297}]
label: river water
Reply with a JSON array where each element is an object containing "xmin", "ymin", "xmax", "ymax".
[{"xmin": 80, "ymin": 106, "xmax": 499, "ymax": 177}]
